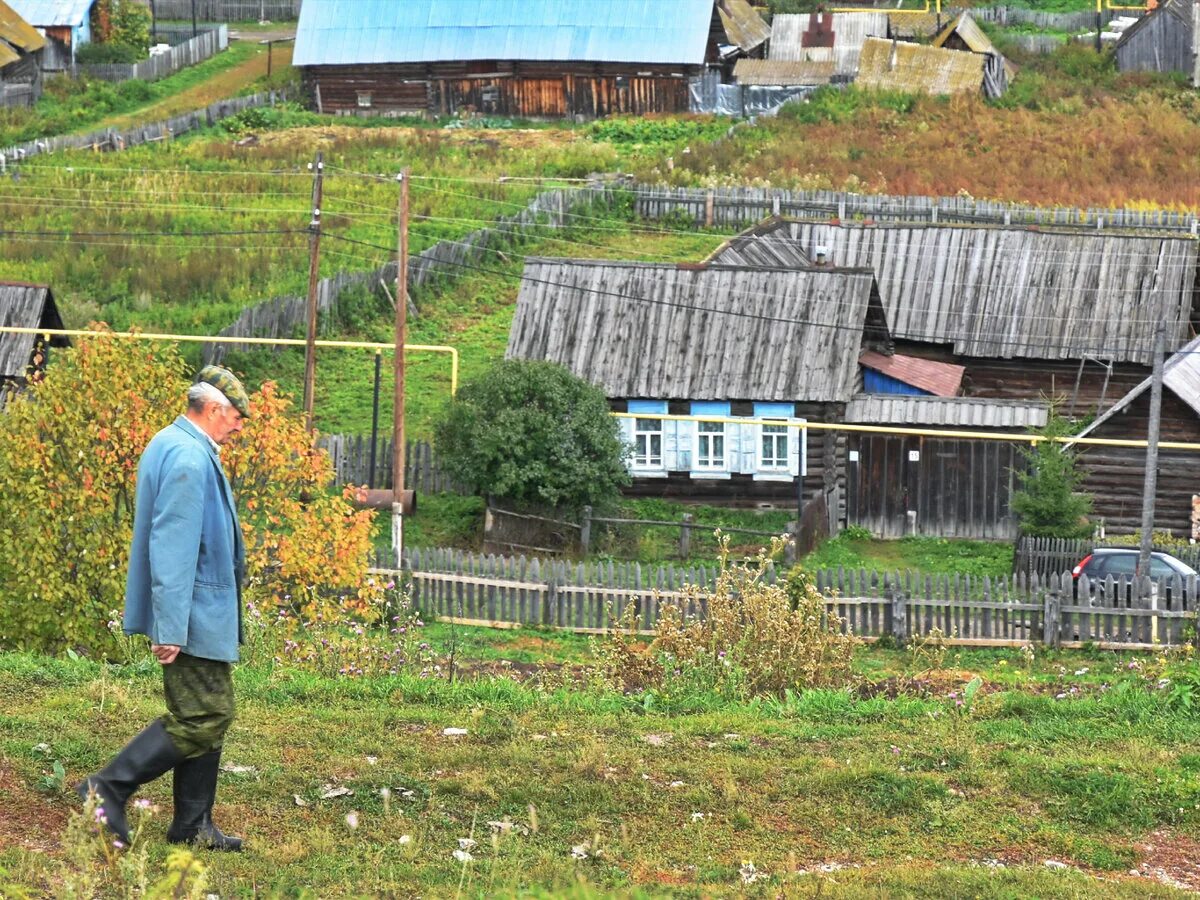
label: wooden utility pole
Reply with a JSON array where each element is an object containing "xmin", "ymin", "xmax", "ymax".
[
  {"xmin": 392, "ymin": 168, "xmax": 410, "ymax": 565},
  {"xmin": 1137, "ymin": 322, "xmax": 1166, "ymax": 591},
  {"xmin": 302, "ymin": 151, "xmax": 324, "ymax": 432}
]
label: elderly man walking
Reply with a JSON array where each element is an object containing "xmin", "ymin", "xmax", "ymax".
[{"xmin": 77, "ymin": 366, "xmax": 250, "ymax": 852}]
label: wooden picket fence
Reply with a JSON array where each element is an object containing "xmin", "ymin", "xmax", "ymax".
[
  {"xmin": 317, "ymin": 435, "xmax": 463, "ymax": 493},
  {"xmin": 378, "ymin": 547, "xmax": 1199, "ymax": 648},
  {"xmin": 79, "ymin": 26, "xmax": 228, "ymax": 83},
  {"xmin": 1013, "ymin": 536, "xmax": 1200, "ymax": 580}
]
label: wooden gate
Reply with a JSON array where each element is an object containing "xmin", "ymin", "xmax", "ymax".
[{"xmin": 846, "ymin": 435, "xmax": 1023, "ymax": 540}]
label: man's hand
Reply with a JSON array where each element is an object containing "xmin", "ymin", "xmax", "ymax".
[{"xmin": 152, "ymin": 644, "xmax": 182, "ymax": 665}]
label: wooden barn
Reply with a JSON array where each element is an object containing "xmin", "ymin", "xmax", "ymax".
[
  {"xmin": 7, "ymin": 0, "xmax": 95, "ymax": 71},
  {"xmin": 1115, "ymin": 0, "xmax": 1196, "ymax": 77},
  {"xmin": 506, "ymin": 258, "xmax": 893, "ymax": 514},
  {"xmin": 0, "ymin": 281, "xmax": 68, "ymax": 400},
  {"xmin": 768, "ymin": 12, "xmax": 888, "ymax": 78},
  {"xmin": 704, "ymin": 218, "xmax": 1200, "ymax": 538},
  {"xmin": 0, "ymin": 0, "xmax": 43, "ymax": 108},
  {"xmin": 292, "ymin": 0, "xmax": 761, "ymax": 118},
  {"xmin": 1071, "ymin": 335, "xmax": 1200, "ymax": 538}
]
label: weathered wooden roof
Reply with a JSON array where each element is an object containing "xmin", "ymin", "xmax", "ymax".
[
  {"xmin": 712, "ymin": 219, "xmax": 1199, "ymax": 365},
  {"xmin": 703, "ymin": 217, "xmax": 813, "ymax": 267},
  {"xmin": 857, "ymin": 38, "xmax": 985, "ymax": 95},
  {"xmin": 0, "ymin": 281, "xmax": 64, "ymax": 379},
  {"xmin": 887, "ymin": 11, "xmax": 943, "ymax": 40},
  {"xmin": 1115, "ymin": 0, "xmax": 1190, "ymax": 51},
  {"xmin": 718, "ymin": 0, "xmax": 770, "ymax": 53},
  {"xmin": 769, "ymin": 12, "xmax": 888, "ymax": 75},
  {"xmin": 846, "ymin": 394, "xmax": 1049, "ymax": 428},
  {"xmin": 931, "ymin": 12, "xmax": 1016, "ymax": 82},
  {"xmin": 859, "ymin": 350, "xmax": 964, "ymax": 397},
  {"xmin": 506, "ymin": 259, "xmax": 890, "ymax": 402},
  {"xmin": 732, "ymin": 57, "xmax": 836, "ymax": 85},
  {"xmin": 1074, "ymin": 334, "xmax": 1200, "ymax": 440},
  {"xmin": 0, "ymin": 0, "xmax": 42, "ymax": 66}
]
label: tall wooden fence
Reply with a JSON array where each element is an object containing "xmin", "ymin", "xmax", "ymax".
[
  {"xmin": 317, "ymin": 435, "xmax": 463, "ymax": 494},
  {"xmin": 79, "ymin": 26, "xmax": 228, "ymax": 83},
  {"xmin": 1013, "ymin": 536, "xmax": 1200, "ymax": 579},
  {"xmin": 151, "ymin": 0, "xmax": 300, "ymax": 19},
  {"xmin": 0, "ymin": 88, "xmax": 288, "ymax": 166},
  {"xmin": 633, "ymin": 185, "xmax": 1200, "ymax": 234},
  {"xmin": 385, "ymin": 547, "xmax": 1197, "ymax": 648},
  {"xmin": 203, "ymin": 182, "xmax": 618, "ymax": 361}
]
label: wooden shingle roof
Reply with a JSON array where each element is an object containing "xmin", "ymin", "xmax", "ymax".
[
  {"xmin": 506, "ymin": 259, "xmax": 890, "ymax": 402},
  {"xmin": 708, "ymin": 219, "xmax": 1199, "ymax": 365}
]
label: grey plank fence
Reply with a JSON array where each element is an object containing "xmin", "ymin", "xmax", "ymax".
[
  {"xmin": 317, "ymin": 435, "xmax": 463, "ymax": 494},
  {"xmin": 79, "ymin": 26, "xmax": 228, "ymax": 83},
  {"xmin": 380, "ymin": 547, "xmax": 1198, "ymax": 648},
  {"xmin": 970, "ymin": 5, "xmax": 1116, "ymax": 31},
  {"xmin": 1013, "ymin": 535, "xmax": 1200, "ymax": 579},
  {"xmin": 151, "ymin": 0, "xmax": 300, "ymax": 20},
  {"xmin": 0, "ymin": 88, "xmax": 289, "ymax": 166},
  {"xmin": 633, "ymin": 184, "xmax": 1200, "ymax": 234},
  {"xmin": 203, "ymin": 182, "xmax": 619, "ymax": 361}
]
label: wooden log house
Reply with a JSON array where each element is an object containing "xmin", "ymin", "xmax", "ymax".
[{"xmin": 292, "ymin": 0, "xmax": 767, "ymax": 119}]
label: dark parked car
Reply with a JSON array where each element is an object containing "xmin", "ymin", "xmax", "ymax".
[{"xmin": 1071, "ymin": 548, "xmax": 1197, "ymax": 604}]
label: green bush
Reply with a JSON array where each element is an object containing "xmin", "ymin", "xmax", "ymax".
[
  {"xmin": 76, "ymin": 42, "xmax": 142, "ymax": 65},
  {"xmin": 218, "ymin": 102, "xmax": 322, "ymax": 134},
  {"xmin": 586, "ymin": 116, "xmax": 729, "ymax": 146},
  {"xmin": 1011, "ymin": 414, "xmax": 1094, "ymax": 539},
  {"xmin": 434, "ymin": 359, "xmax": 630, "ymax": 512}
]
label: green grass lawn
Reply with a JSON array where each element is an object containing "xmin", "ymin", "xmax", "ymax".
[{"xmin": 1, "ymin": 636, "xmax": 1197, "ymax": 897}]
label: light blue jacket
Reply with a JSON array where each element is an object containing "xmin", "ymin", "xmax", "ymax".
[{"xmin": 123, "ymin": 416, "xmax": 245, "ymax": 662}]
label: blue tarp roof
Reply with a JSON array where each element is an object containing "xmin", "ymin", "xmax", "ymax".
[
  {"xmin": 7, "ymin": 0, "xmax": 91, "ymax": 28},
  {"xmin": 293, "ymin": 0, "xmax": 715, "ymax": 67}
]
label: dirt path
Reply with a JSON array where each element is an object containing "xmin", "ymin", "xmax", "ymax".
[{"xmin": 95, "ymin": 42, "xmax": 294, "ymax": 133}]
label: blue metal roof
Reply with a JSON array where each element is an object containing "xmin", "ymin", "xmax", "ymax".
[
  {"xmin": 294, "ymin": 0, "xmax": 714, "ymax": 67},
  {"xmin": 6, "ymin": 0, "xmax": 92, "ymax": 28}
]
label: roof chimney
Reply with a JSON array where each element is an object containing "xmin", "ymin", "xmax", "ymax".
[{"xmin": 815, "ymin": 245, "xmax": 829, "ymax": 266}]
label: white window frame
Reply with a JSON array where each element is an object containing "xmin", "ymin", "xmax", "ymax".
[
  {"xmin": 694, "ymin": 420, "xmax": 727, "ymax": 472},
  {"xmin": 758, "ymin": 419, "xmax": 790, "ymax": 472},
  {"xmin": 357, "ymin": 91, "xmax": 373, "ymax": 108},
  {"xmin": 632, "ymin": 416, "xmax": 664, "ymax": 470}
]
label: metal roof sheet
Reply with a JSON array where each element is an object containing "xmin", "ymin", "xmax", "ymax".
[
  {"xmin": 718, "ymin": 0, "xmax": 770, "ymax": 52},
  {"xmin": 858, "ymin": 350, "xmax": 964, "ymax": 397},
  {"xmin": 6, "ymin": 0, "xmax": 91, "ymax": 28},
  {"xmin": 846, "ymin": 394, "xmax": 1049, "ymax": 428},
  {"xmin": 0, "ymin": 281, "xmax": 63, "ymax": 379},
  {"xmin": 704, "ymin": 219, "xmax": 1199, "ymax": 366},
  {"xmin": 857, "ymin": 38, "xmax": 985, "ymax": 94},
  {"xmin": 733, "ymin": 57, "xmax": 835, "ymax": 85},
  {"xmin": 0, "ymin": 0, "xmax": 44, "ymax": 54},
  {"xmin": 769, "ymin": 12, "xmax": 888, "ymax": 76},
  {"xmin": 507, "ymin": 259, "xmax": 889, "ymax": 402},
  {"xmin": 294, "ymin": 0, "xmax": 715, "ymax": 67}
]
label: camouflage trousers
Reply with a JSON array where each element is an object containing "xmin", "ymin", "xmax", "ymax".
[{"xmin": 161, "ymin": 653, "xmax": 235, "ymax": 759}]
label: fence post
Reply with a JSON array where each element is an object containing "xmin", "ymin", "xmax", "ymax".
[
  {"xmin": 704, "ymin": 190, "xmax": 714, "ymax": 228},
  {"xmin": 680, "ymin": 514, "xmax": 694, "ymax": 559},
  {"xmin": 1042, "ymin": 588, "xmax": 1061, "ymax": 648},
  {"xmin": 543, "ymin": 568, "xmax": 556, "ymax": 627},
  {"xmin": 580, "ymin": 505, "xmax": 592, "ymax": 555},
  {"xmin": 891, "ymin": 590, "xmax": 908, "ymax": 645}
]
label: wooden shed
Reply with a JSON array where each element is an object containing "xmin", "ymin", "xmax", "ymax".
[
  {"xmin": 506, "ymin": 257, "xmax": 893, "ymax": 509},
  {"xmin": 292, "ymin": 0, "xmax": 750, "ymax": 119},
  {"xmin": 1115, "ymin": 0, "xmax": 1195, "ymax": 76},
  {"xmin": 768, "ymin": 12, "xmax": 889, "ymax": 78},
  {"xmin": 0, "ymin": 0, "xmax": 43, "ymax": 108},
  {"xmin": 7, "ymin": 0, "xmax": 95, "ymax": 71},
  {"xmin": 1071, "ymin": 335, "xmax": 1200, "ymax": 537},
  {"xmin": 0, "ymin": 281, "xmax": 68, "ymax": 397}
]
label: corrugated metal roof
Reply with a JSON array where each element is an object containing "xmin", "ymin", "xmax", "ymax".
[
  {"xmin": 6, "ymin": 0, "xmax": 91, "ymax": 28},
  {"xmin": 733, "ymin": 57, "xmax": 835, "ymax": 85},
  {"xmin": 507, "ymin": 259, "xmax": 889, "ymax": 402},
  {"xmin": 294, "ymin": 0, "xmax": 715, "ymax": 67},
  {"xmin": 846, "ymin": 394, "xmax": 1049, "ymax": 428},
  {"xmin": 857, "ymin": 38, "xmax": 985, "ymax": 94},
  {"xmin": 769, "ymin": 12, "xmax": 888, "ymax": 76},
  {"xmin": 859, "ymin": 350, "xmax": 964, "ymax": 397},
  {"xmin": 703, "ymin": 219, "xmax": 1198, "ymax": 365},
  {"xmin": 0, "ymin": 0, "xmax": 44, "ymax": 54},
  {"xmin": 718, "ymin": 0, "xmax": 770, "ymax": 52},
  {"xmin": 1074, "ymin": 334, "xmax": 1200, "ymax": 440},
  {"xmin": 0, "ymin": 281, "xmax": 63, "ymax": 379}
]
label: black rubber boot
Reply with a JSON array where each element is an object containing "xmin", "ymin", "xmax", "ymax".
[
  {"xmin": 75, "ymin": 720, "xmax": 184, "ymax": 846},
  {"xmin": 167, "ymin": 750, "xmax": 243, "ymax": 852}
]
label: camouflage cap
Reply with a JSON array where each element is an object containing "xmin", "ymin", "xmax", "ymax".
[{"xmin": 194, "ymin": 365, "xmax": 250, "ymax": 418}]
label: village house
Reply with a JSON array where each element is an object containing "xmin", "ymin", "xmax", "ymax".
[
  {"xmin": 1115, "ymin": 0, "xmax": 1195, "ymax": 77},
  {"xmin": 0, "ymin": 0, "xmax": 43, "ymax": 107},
  {"xmin": 0, "ymin": 281, "xmax": 69, "ymax": 402},
  {"xmin": 7, "ymin": 0, "xmax": 96, "ymax": 71},
  {"xmin": 293, "ymin": 0, "xmax": 767, "ymax": 119}
]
